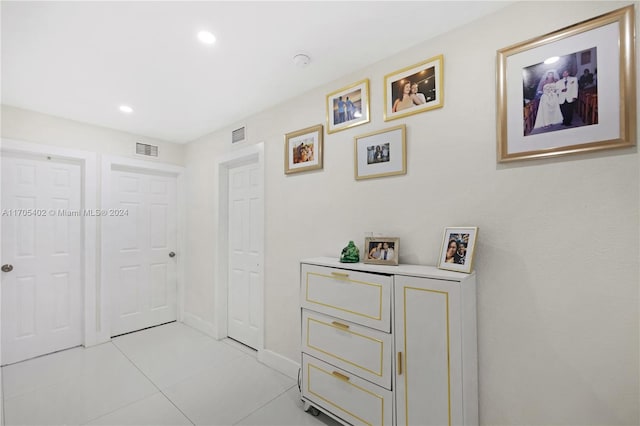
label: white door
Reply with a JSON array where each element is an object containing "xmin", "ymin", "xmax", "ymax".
[
  {"xmin": 108, "ymin": 169, "xmax": 177, "ymax": 336},
  {"xmin": 227, "ymin": 161, "xmax": 262, "ymax": 348},
  {"xmin": 1, "ymin": 155, "xmax": 83, "ymax": 365}
]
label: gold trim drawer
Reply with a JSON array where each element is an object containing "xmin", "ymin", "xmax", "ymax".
[
  {"xmin": 302, "ymin": 354, "xmax": 393, "ymax": 426},
  {"xmin": 302, "ymin": 309, "xmax": 392, "ymax": 389},
  {"xmin": 301, "ymin": 264, "xmax": 391, "ymax": 332}
]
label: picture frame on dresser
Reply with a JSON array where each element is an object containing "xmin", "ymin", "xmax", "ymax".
[
  {"xmin": 363, "ymin": 237, "xmax": 399, "ymax": 265},
  {"xmin": 496, "ymin": 5, "xmax": 636, "ymax": 162},
  {"xmin": 438, "ymin": 226, "xmax": 478, "ymax": 273}
]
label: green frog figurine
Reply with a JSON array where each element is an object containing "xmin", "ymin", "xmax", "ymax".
[{"xmin": 340, "ymin": 240, "xmax": 360, "ymax": 263}]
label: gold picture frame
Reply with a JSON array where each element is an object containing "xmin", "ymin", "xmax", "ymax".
[
  {"xmin": 437, "ymin": 227, "xmax": 478, "ymax": 274},
  {"xmin": 364, "ymin": 237, "xmax": 399, "ymax": 266},
  {"xmin": 354, "ymin": 124, "xmax": 406, "ymax": 180},
  {"xmin": 384, "ymin": 54, "xmax": 444, "ymax": 121},
  {"xmin": 284, "ymin": 124, "xmax": 323, "ymax": 174},
  {"xmin": 497, "ymin": 5, "xmax": 636, "ymax": 162},
  {"xmin": 326, "ymin": 79, "xmax": 370, "ymax": 134}
]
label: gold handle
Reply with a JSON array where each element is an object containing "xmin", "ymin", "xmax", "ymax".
[
  {"xmin": 397, "ymin": 352, "xmax": 403, "ymax": 375},
  {"xmin": 331, "ymin": 321, "xmax": 350, "ymax": 330},
  {"xmin": 331, "ymin": 271, "xmax": 349, "ymax": 279},
  {"xmin": 332, "ymin": 371, "xmax": 350, "ymax": 382}
]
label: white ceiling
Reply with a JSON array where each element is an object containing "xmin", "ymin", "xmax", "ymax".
[{"xmin": 2, "ymin": 1, "xmax": 512, "ymax": 144}]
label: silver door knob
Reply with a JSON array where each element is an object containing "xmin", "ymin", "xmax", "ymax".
[
  {"xmin": 2, "ymin": 264, "xmax": 14, "ymax": 272},
  {"xmin": 169, "ymin": 252, "xmax": 176, "ymax": 258}
]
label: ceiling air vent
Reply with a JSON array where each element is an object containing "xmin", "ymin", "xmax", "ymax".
[
  {"xmin": 136, "ymin": 142, "xmax": 159, "ymax": 157},
  {"xmin": 232, "ymin": 126, "xmax": 246, "ymax": 144}
]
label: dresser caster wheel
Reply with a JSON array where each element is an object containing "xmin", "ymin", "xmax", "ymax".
[{"xmin": 303, "ymin": 401, "xmax": 320, "ymax": 416}]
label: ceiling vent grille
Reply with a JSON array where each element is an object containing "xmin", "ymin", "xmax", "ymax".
[
  {"xmin": 136, "ymin": 142, "xmax": 159, "ymax": 157},
  {"xmin": 232, "ymin": 126, "xmax": 246, "ymax": 144}
]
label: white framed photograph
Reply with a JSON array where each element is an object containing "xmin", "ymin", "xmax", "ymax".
[
  {"xmin": 437, "ymin": 227, "xmax": 478, "ymax": 274},
  {"xmin": 354, "ymin": 124, "xmax": 406, "ymax": 180}
]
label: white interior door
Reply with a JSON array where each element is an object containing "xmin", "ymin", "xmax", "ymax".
[
  {"xmin": 108, "ymin": 168, "xmax": 177, "ymax": 337},
  {"xmin": 227, "ymin": 161, "xmax": 262, "ymax": 349},
  {"xmin": 1, "ymin": 155, "xmax": 83, "ymax": 365}
]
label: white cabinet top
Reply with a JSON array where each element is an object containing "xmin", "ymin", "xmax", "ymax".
[{"xmin": 301, "ymin": 257, "xmax": 474, "ymax": 283}]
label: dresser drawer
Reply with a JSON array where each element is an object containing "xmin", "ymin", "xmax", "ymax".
[
  {"xmin": 302, "ymin": 354, "xmax": 393, "ymax": 426},
  {"xmin": 302, "ymin": 310, "xmax": 392, "ymax": 389},
  {"xmin": 301, "ymin": 264, "xmax": 391, "ymax": 332}
]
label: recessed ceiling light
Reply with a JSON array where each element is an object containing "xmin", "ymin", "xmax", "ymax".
[
  {"xmin": 198, "ymin": 31, "xmax": 216, "ymax": 45},
  {"xmin": 544, "ymin": 56, "xmax": 560, "ymax": 64},
  {"xmin": 119, "ymin": 105, "xmax": 134, "ymax": 114}
]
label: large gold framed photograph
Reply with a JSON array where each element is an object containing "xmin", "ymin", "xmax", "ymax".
[
  {"xmin": 496, "ymin": 5, "xmax": 636, "ymax": 162},
  {"xmin": 284, "ymin": 124, "xmax": 323, "ymax": 174}
]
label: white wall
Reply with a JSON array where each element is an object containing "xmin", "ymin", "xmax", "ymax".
[
  {"xmin": 1, "ymin": 105, "xmax": 185, "ymax": 165},
  {"xmin": 185, "ymin": 1, "xmax": 639, "ymax": 425}
]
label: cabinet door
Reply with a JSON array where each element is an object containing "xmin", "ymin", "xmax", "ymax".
[{"xmin": 394, "ymin": 276, "xmax": 463, "ymax": 426}]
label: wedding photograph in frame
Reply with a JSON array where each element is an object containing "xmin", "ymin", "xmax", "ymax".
[
  {"xmin": 326, "ymin": 78, "xmax": 370, "ymax": 134},
  {"xmin": 364, "ymin": 237, "xmax": 399, "ymax": 266},
  {"xmin": 384, "ymin": 54, "xmax": 444, "ymax": 121},
  {"xmin": 284, "ymin": 124, "xmax": 323, "ymax": 174},
  {"xmin": 497, "ymin": 5, "xmax": 636, "ymax": 162},
  {"xmin": 437, "ymin": 227, "xmax": 478, "ymax": 274},
  {"xmin": 354, "ymin": 124, "xmax": 406, "ymax": 180}
]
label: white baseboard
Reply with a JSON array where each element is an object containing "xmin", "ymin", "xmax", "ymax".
[
  {"xmin": 182, "ymin": 312, "xmax": 217, "ymax": 338},
  {"xmin": 258, "ymin": 349, "xmax": 300, "ymax": 380}
]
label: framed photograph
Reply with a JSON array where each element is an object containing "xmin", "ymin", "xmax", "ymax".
[
  {"xmin": 437, "ymin": 227, "xmax": 478, "ymax": 274},
  {"xmin": 364, "ymin": 237, "xmax": 399, "ymax": 266},
  {"xmin": 384, "ymin": 54, "xmax": 444, "ymax": 121},
  {"xmin": 284, "ymin": 124, "xmax": 323, "ymax": 174},
  {"xmin": 497, "ymin": 5, "xmax": 636, "ymax": 162},
  {"xmin": 326, "ymin": 79, "xmax": 370, "ymax": 134},
  {"xmin": 354, "ymin": 124, "xmax": 406, "ymax": 180}
]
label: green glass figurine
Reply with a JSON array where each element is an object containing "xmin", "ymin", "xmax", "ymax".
[{"xmin": 340, "ymin": 240, "xmax": 360, "ymax": 263}]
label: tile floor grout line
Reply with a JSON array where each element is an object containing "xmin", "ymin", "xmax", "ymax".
[
  {"xmin": 110, "ymin": 340, "xmax": 196, "ymax": 426},
  {"xmin": 231, "ymin": 384, "xmax": 297, "ymax": 425}
]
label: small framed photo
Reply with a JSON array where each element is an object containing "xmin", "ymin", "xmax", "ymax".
[
  {"xmin": 497, "ymin": 5, "xmax": 636, "ymax": 162},
  {"xmin": 326, "ymin": 79, "xmax": 370, "ymax": 134},
  {"xmin": 354, "ymin": 124, "xmax": 406, "ymax": 180},
  {"xmin": 284, "ymin": 124, "xmax": 323, "ymax": 174},
  {"xmin": 384, "ymin": 54, "xmax": 444, "ymax": 121},
  {"xmin": 437, "ymin": 227, "xmax": 478, "ymax": 274},
  {"xmin": 364, "ymin": 237, "xmax": 399, "ymax": 266}
]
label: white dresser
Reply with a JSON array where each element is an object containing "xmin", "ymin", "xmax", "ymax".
[{"xmin": 300, "ymin": 257, "xmax": 478, "ymax": 426}]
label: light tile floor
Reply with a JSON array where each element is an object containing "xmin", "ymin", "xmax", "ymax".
[{"xmin": 1, "ymin": 322, "xmax": 341, "ymax": 426}]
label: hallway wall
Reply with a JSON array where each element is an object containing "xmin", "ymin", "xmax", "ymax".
[{"xmin": 184, "ymin": 2, "xmax": 640, "ymax": 424}]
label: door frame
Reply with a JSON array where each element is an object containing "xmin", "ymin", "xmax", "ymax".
[
  {"xmin": 100, "ymin": 155, "xmax": 185, "ymax": 340},
  {"xmin": 0, "ymin": 138, "xmax": 99, "ymax": 350},
  {"xmin": 214, "ymin": 143, "xmax": 264, "ymax": 352}
]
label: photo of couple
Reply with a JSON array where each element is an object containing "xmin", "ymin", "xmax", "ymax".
[
  {"xmin": 444, "ymin": 233, "xmax": 469, "ymax": 266},
  {"xmin": 522, "ymin": 47, "xmax": 598, "ymax": 136},
  {"xmin": 366, "ymin": 143, "xmax": 390, "ymax": 164},
  {"xmin": 332, "ymin": 89, "xmax": 362, "ymax": 125},
  {"xmin": 367, "ymin": 241, "xmax": 395, "ymax": 261},
  {"xmin": 390, "ymin": 66, "xmax": 436, "ymax": 113}
]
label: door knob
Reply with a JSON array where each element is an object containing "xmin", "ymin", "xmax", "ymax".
[
  {"xmin": 2, "ymin": 264, "xmax": 14, "ymax": 272},
  {"xmin": 169, "ymin": 252, "xmax": 176, "ymax": 258}
]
